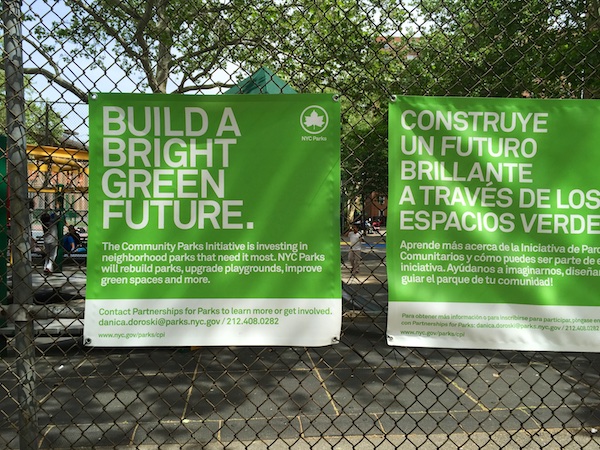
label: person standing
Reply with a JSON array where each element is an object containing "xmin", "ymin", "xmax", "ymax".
[
  {"xmin": 347, "ymin": 224, "xmax": 364, "ymax": 277},
  {"xmin": 41, "ymin": 211, "xmax": 59, "ymax": 274}
]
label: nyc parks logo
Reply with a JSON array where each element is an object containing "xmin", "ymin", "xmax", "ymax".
[{"xmin": 300, "ymin": 105, "xmax": 329, "ymax": 141}]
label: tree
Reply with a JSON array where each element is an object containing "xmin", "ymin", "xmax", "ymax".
[
  {"xmin": 0, "ymin": 70, "xmax": 64, "ymax": 145},
  {"xmin": 31, "ymin": 1, "xmax": 403, "ymax": 97},
  {"xmin": 29, "ymin": 0, "xmax": 407, "ymax": 226},
  {"xmin": 341, "ymin": 106, "xmax": 388, "ymax": 230},
  {"xmin": 400, "ymin": 0, "xmax": 600, "ymax": 98}
]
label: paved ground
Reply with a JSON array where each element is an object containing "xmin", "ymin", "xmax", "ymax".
[
  {"xmin": 2, "ymin": 237, "xmax": 600, "ymax": 449},
  {"xmin": 1, "ymin": 263, "xmax": 86, "ymax": 337},
  {"xmin": 3, "ymin": 319, "xmax": 600, "ymax": 449}
]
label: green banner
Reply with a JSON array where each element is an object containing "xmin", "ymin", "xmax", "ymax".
[
  {"xmin": 85, "ymin": 94, "xmax": 341, "ymax": 347},
  {"xmin": 387, "ymin": 96, "xmax": 600, "ymax": 351}
]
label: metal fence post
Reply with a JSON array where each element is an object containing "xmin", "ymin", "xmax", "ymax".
[{"xmin": 3, "ymin": 0, "xmax": 39, "ymax": 448}]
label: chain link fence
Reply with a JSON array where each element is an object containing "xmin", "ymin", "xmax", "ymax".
[{"xmin": 2, "ymin": 0, "xmax": 599, "ymax": 448}]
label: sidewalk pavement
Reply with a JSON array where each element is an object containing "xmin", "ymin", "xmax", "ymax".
[
  {"xmin": 1, "ymin": 264, "xmax": 86, "ymax": 337},
  {"xmin": 341, "ymin": 232, "xmax": 388, "ymax": 317},
  {"xmin": 3, "ymin": 239, "xmax": 598, "ymax": 449}
]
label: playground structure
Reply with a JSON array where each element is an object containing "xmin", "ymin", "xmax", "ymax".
[
  {"xmin": 26, "ymin": 144, "xmax": 88, "ymax": 196},
  {"xmin": 25, "ymin": 144, "xmax": 89, "ymax": 265}
]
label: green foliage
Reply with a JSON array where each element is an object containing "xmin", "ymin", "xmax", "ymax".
[
  {"xmin": 35, "ymin": 0, "xmax": 405, "ymax": 99},
  {"xmin": 0, "ymin": 71, "xmax": 64, "ymax": 145},
  {"xmin": 402, "ymin": 0, "xmax": 600, "ymax": 98},
  {"xmin": 33, "ymin": 0, "xmax": 402, "ymax": 219}
]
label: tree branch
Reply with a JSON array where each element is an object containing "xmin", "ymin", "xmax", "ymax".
[
  {"xmin": 23, "ymin": 68, "xmax": 89, "ymax": 103},
  {"xmin": 66, "ymin": 0, "xmax": 145, "ymax": 65},
  {"xmin": 23, "ymin": 35, "xmax": 62, "ymax": 74},
  {"xmin": 175, "ymin": 81, "xmax": 235, "ymax": 94}
]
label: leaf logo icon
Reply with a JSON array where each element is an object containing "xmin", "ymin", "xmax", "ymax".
[
  {"xmin": 300, "ymin": 105, "xmax": 329, "ymax": 134},
  {"xmin": 304, "ymin": 111, "xmax": 325, "ymax": 129}
]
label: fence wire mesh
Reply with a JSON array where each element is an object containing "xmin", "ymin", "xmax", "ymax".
[{"xmin": 1, "ymin": 0, "xmax": 600, "ymax": 448}]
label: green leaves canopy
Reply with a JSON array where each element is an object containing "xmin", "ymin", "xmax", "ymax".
[{"xmin": 401, "ymin": 0, "xmax": 600, "ymax": 98}]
